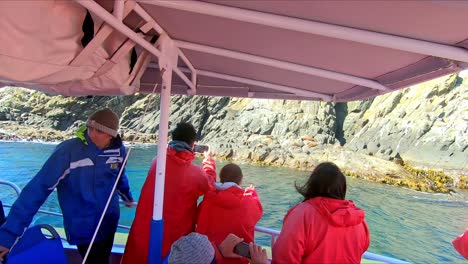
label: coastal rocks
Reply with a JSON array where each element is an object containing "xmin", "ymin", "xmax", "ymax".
[
  {"xmin": 0, "ymin": 121, "xmax": 69, "ymax": 142},
  {"xmin": 0, "ymin": 72, "xmax": 467, "ymax": 193},
  {"xmin": 344, "ymin": 73, "xmax": 467, "ymax": 171}
]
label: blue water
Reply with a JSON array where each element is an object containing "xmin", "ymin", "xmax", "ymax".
[{"xmin": 0, "ymin": 141, "xmax": 467, "ymax": 263}]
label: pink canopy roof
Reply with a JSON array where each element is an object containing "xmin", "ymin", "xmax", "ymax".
[{"xmin": 1, "ymin": 0, "xmax": 468, "ymax": 101}]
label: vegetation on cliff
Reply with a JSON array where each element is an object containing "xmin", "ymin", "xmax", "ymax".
[{"xmin": 0, "ymin": 72, "xmax": 466, "ymax": 193}]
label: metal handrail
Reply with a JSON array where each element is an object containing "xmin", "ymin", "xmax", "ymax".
[
  {"xmin": 0, "ymin": 180, "xmax": 21, "ymax": 195},
  {"xmin": 2, "ymin": 204, "xmax": 131, "ymax": 230},
  {"xmin": 1, "ymin": 180, "xmax": 409, "ymax": 263},
  {"xmin": 0, "ymin": 180, "xmax": 131, "ymax": 230}
]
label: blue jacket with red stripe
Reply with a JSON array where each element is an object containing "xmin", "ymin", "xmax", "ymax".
[{"xmin": 0, "ymin": 128, "xmax": 133, "ymax": 247}]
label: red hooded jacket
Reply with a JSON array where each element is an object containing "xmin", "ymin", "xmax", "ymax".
[
  {"xmin": 453, "ymin": 229, "xmax": 468, "ymax": 260},
  {"xmin": 121, "ymin": 147, "xmax": 216, "ymax": 264},
  {"xmin": 196, "ymin": 185, "xmax": 263, "ymax": 264},
  {"xmin": 272, "ymin": 197, "xmax": 370, "ymax": 264}
]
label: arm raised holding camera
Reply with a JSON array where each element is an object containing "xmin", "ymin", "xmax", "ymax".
[{"xmin": 201, "ymin": 146, "xmax": 217, "ymax": 190}]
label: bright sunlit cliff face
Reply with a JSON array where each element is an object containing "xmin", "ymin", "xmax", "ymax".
[{"xmin": 0, "ymin": 71, "xmax": 467, "ymax": 192}]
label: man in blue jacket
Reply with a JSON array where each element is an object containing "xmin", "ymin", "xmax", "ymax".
[{"xmin": 0, "ymin": 108, "xmax": 135, "ymax": 264}]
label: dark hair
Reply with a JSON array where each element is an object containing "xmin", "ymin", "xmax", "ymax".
[
  {"xmin": 295, "ymin": 162, "xmax": 347, "ymax": 200},
  {"xmin": 171, "ymin": 122, "xmax": 197, "ymax": 145},
  {"xmin": 220, "ymin": 163, "xmax": 243, "ymax": 184}
]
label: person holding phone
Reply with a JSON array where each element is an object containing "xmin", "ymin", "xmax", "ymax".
[
  {"xmin": 196, "ymin": 163, "xmax": 263, "ymax": 264},
  {"xmin": 168, "ymin": 232, "xmax": 269, "ymax": 264},
  {"xmin": 122, "ymin": 122, "xmax": 217, "ymax": 264}
]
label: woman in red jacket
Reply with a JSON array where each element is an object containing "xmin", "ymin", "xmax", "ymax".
[{"xmin": 272, "ymin": 162, "xmax": 370, "ymax": 264}]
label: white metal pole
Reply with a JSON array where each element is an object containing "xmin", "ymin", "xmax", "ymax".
[
  {"xmin": 149, "ymin": 35, "xmax": 178, "ymax": 264},
  {"xmin": 175, "ymin": 40, "xmax": 389, "ymax": 91},
  {"xmin": 113, "ymin": 0, "xmax": 124, "ymax": 21},
  {"xmin": 134, "ymin": 3, "xmax": 165, "ymax": 33},
  {"xmin": 148, "ymin": 63, "xmax": 332, "ymax": 100},
  {"xmin": 76, "ymin": 0, "xmax": 161, "ymax": 57},
  {"xmin": 177, "ymin": 66, "xmax": 332, "ymax": 101},
  {"xmin": 153, "ymin": 77, "xmax": 171, "ymax": 221},
  {"xmin": 132, "ymin": 2, "xmax": 197, "ymax": 94},
  {"xmin": 144, "ymin": 0, "xmax": 468, "ymax": 63},
  {"xmin": 74, "ymin": 0, "xmax": 196, "ymax": 92},
  {"xmin": 82, "ymin": 149, "xmax": 133, "ymax": 264}
]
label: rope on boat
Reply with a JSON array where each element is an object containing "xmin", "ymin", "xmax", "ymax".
[{"xmin": 82, "ymin": 83, "xmax": 160, "ymax": 263}]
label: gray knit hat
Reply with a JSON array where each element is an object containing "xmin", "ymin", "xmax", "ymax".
[
  {"xmin": 87, "ymin": 108, "xmax": 119, "ymax": 137},
  {"xmin": 168, "ymin": 233, "xmax": 215, "ymax": 264}
]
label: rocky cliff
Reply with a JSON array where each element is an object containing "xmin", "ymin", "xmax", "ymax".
[{"xmin": 1, "ymin": 72, "xmax": 467, "ymax": 192}]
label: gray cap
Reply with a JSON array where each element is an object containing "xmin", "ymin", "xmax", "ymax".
[
  {"xmin": 168, "ymin": 233, "xmax": 215, "ymax": 264},
  {"xmin": 87, "ymin": 108, "xmax": 119, "ymax": 137}
]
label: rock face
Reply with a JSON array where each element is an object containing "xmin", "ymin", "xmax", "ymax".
[
  {"xmin": 0, "ymin": 72, "xmax": 467, "ymax": 191},
  {"xmin": 344, "ymin": 73, "xmax": 467, "ymax": 172}
]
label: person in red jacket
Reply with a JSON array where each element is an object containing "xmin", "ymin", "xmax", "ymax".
[
  {"xmin": 272, "ymin": 162, "xmax": 370, "ymax": 264},
  {"xmin": 121, "ymin": 122, "xmax": 217, "ymax": 264},
  {"xmin": 196, "ymin": 163, "xmax": 263, "ymax": 264},
  {"xmin": 453, "ymin": 229, "xmax": 468, "ymax": 260}
]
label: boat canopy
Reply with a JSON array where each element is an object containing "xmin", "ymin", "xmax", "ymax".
[
  {"xmin": 1, "ymin": 0, "xmax": 467, "ymax": 102},
  {"xmin": 1, "ymin": 2, "xmax": 467, "ymax": 263}
]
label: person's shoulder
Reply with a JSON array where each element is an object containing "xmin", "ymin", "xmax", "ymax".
[
  {"xmin": 201, "ymin": 189, "xmax": 218, "ymax": 201},
  {"xmin": 286, "ymin": 201, "xmax": 318, "ymax": 219},
  {"xmin": 55, "ymin": 137, "xmax": 84, "ymax": 151}
]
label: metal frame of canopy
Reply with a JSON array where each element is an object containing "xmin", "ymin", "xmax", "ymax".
[
  {"xmin": 12, "ymin": 0, "xmax": 468, "ymax": 263},
  {"xmin": 76, "ymin": 1, "xmax": 468, "ymax": 101}
]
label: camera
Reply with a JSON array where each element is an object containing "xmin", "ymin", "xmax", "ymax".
[
  {"xmin": 193, "ymin": 144, "xmax": 209, "ymax": 153},
  {"xmin": 234, "ymin": 241, "xmax": 251, "ymax": 259}
]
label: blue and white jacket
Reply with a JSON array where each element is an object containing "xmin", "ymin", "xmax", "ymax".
[{"xmin": 0, "ymin": 127, "xmax": 133, "ymax": 247}]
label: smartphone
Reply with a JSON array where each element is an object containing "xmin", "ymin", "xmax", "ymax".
[
  {"xmin": 193, "ymin": 144, "xmax": 209, "ymax": 153},
  {"xmin": 234, "ymin": 241, "xmax": 251, "ymax": 259}
]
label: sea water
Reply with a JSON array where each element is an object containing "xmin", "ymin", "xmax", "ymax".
[{"xmin": 0, "ymin": 141, "xmax": 466, "ymax": 262}]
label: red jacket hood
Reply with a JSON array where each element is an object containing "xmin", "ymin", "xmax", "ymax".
[
  {"xmin": 204, "ymin": 186, "xmax": 244, "ymax": 209},
  {"xmin": 167, "ymin": 147, "xmax": 194, "ymax": 165},
  {"xmin": 308, "ymin": 197, "xmax": 365, "ymax": 227}
]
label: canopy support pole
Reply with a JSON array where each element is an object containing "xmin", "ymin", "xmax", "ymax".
[
  {"xmin": 149, "ymin": 63, "xmax": 333, "ymax": 101},
  {"xmin": 74, "ymin": 0, "xmax": 196, "ymax": 92},
  {"xmin": 113, "ymin": 0, "xmax": 124, "ymax": 21},
  {"xmin": 144, "ymin": 0, "xmax": 468, "ymax": 63},
  {"xmin": 149, "ymin": 34, "xmax": 178, "ymax": 264},
  {"xmin": 181, "ymin": 67, "xmax": 332, "ymax": 101},
  {"xmin": 133, "ymin": 3, "xmax": 197, "ymax": 95},
  {"xmin": 175, "ymin": 40, "xmax": 389, "ymax": 91}
]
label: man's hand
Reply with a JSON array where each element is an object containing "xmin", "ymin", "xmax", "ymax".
[
  {"xmin": 0, "ymin": 245, "xmax": 9, "ymax": 262},
  {"xmin": 249, "ymin": 242, "xmax": 269, "ymax": 264},
  {"xmin": 124, "ymin": 199, "xmax": 137, "ymax": 208},
  {"xmin": 218, "ymin": 233, "xmax": 243, "ymax": 258}
]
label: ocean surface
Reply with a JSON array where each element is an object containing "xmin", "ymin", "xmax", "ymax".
[{"xmin": 0, "ymin": 141, "xmax": 467, "ymax": 263}]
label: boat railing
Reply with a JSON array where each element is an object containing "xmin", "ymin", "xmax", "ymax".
[
  {"xmin": 0, "ymin": 180, "xmax": 132, "ymax": 231},
  {"xmin": 0, "ymin": 180, "xmax": 21, "ymax": 196},
  {"xmin": 1, "ymin": 180, "xmax": 409, "ymax": 263}
]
